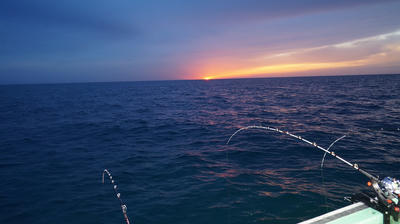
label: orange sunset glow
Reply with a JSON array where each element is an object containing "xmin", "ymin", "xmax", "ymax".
[
  {"xmin": 199, "ymin": 60, "xmax": 365, "ymax": 80},
  {"xmin": 192, "ymin": 30, "xmax": 400, "ymax": 80},
  {"xmin": 1, "ymin": 0, "xmax": 400, "ymax": 84}
]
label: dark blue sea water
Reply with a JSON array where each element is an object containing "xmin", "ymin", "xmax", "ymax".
[{"xmin": 1, "ymin": 75, "xmax": 400, "ymax": 224}]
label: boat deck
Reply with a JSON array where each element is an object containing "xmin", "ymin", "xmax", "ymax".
[{"xmin": 299, "ymin": 202, "xmax": 400, "ymax": 224}]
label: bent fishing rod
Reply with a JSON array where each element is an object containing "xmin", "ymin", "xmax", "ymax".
[
  {"xmin": 227, "ymin": 125, "xmax": 400, "ymax": 222},
  {"xmin": 227, "ymin": 126, "xmax": 378, "ymax": 181},
  {"xmin": 100, "ymin": 126, "xmax": 399, "ymax": 224}
]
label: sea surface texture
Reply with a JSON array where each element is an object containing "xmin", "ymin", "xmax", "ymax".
[{"xmin": 1, "ymin": 75, "xmax": 400, "ymax": 224}]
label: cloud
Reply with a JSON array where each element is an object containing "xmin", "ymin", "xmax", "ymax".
[
  {"xmin": 141, "ymin": 0, "xmax": 397, "ymax": 26},
  {"xmin": 1, "ymin": 0, "xmax": 400, "ymax": 83},
  {"xmin": 194, "ymin": 29, "xmax": 400, "ymax": 79},
  {"xmin": 0, "ymin": 0, "xmax": 137, "ymax": 38}
]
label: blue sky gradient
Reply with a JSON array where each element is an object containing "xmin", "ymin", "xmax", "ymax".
[{"xmin": 1, "ymin": 0, "xmax": 400, "ymax": 83}]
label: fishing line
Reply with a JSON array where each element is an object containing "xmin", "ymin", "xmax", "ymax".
[
  {"xmin": 227, "ymin": 125, "xmax": 378, "ymax": 181},
  {"xmin": 227, "ymin": 126, "xmax": 348, "ymax": 212},
  {"xmin": 225, "ymin": 146, "xmax": 232, "ymax": 224},
  {"xmin": 321, "ymin": 135, "xmax": 346, "ymax": 169},
  {"xmin": 102, "ymin": 169, "xmax": 131, "ymax": 224},
  {"xmin": 225, "ymin": 125, "xmax": 400, "ymax": 220},
  {"xmin": 320, "ymin": 135, "xmax": 346, "ymax": 213}
]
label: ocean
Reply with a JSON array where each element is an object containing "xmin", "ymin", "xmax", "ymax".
[{"xmin": 1, "ymin": 74, "xmax": 400, "ymax": 224}]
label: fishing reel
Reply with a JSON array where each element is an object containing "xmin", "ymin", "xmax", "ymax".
[
  {"xmin": 369, "ymin": 177, "xmax": 400, "ymax": 205},
  {"xmin": 227, "ymin": 126, "xmax": 400, "ymax": 223},
  {"xmin": 367, "ymin": 177, "xmax": 400, "ymax": 223},
  {"xmin": 380, "ymin": 177, "xmax": 400, "ymax": 198}
]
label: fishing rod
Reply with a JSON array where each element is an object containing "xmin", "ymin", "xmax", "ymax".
[
  {"xmin": 227, "ymin": 126, "xmax": 377, "ymax": 181},
  {"xmin": 227, "ymin": 126, "xmax": 400, "ymax": 223},
  {"xmin": 102, "ymin": 169, "xmax": 131, "ymax": 224}
]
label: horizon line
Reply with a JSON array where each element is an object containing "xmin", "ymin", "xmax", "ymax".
[{"xmin": 1, "ymin": 72, "xmax": 399, "ymax": 86}]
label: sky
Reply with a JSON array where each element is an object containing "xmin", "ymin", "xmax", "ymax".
[{"xmin": 1, "ymin": 0, "xmax": 400, "ymax": 84}]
